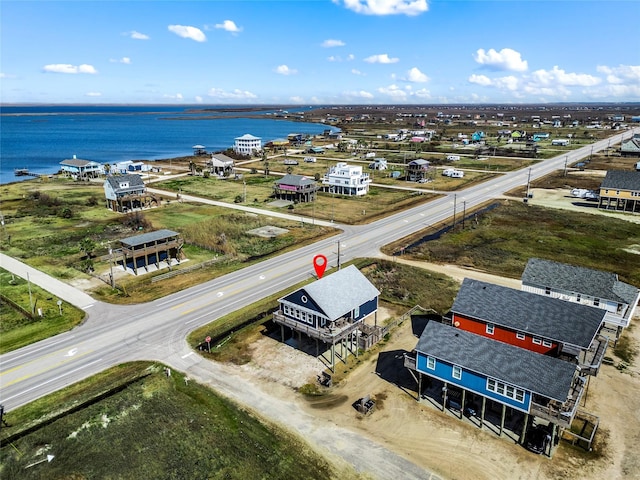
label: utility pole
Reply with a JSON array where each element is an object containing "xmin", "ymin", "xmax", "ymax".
[
  {"xmin": 462, "ymin": 200, "xmax": 466, "ymax": 229},
  {"xmin": 337, "ymin": 240, "xmax": 341, "ymax": 270},
  {"xmin": 563, "ymin": 155, "xmax": 568, "ymax": 177},
  {"xmin": 526, "ymin": 167, "xmax": 532, "ymax": 199},
  {"xmin": 27, "ymin": 272, "xmax": 34, "ymax": 314},
  {"xmin": 452, "ymin": 193, "xmax": 457, "ymax": 229},
  {"xmin": 108, "ymin": 243, "xmax": 115, "ymax": 288}
]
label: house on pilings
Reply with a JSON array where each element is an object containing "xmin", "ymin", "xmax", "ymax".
[
  {"xmin": 117, "ymin": 229, "xmax": 184, "ymax": 275},
  {"xmin": 272, "ymin": 265, "xmax": 380, "ymax": 372}
]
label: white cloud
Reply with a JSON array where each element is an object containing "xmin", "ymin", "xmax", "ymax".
[
  {"xmin": 110, "ymin": 57, "xmax": 131, "ymax": 64},
  {"xmin": 474, "ymin": 48, "xmax": 528, "ymax": 72},
  {"xmin": 351, "ymin": 69, "xmax": 365, "ymax": 76},
  {"xmin": 43, "ymin": 64, "xmax": 97, "ymax": 74},
  {"xmin": 413, "ymin": 88, "xmax": 431, "ymax": 99},
  {"xmin": 531, "ymin": 66, "xmax": 600, "ymax": 87},
  {"xmin": 214, "ymin": 20, "xmax": 242, "ymax": 33},
  {"xmin": 207, "ymin": 87, "xmax": 257, "ymax": 100},
  {"xmin": 597, "ymin": 64, "xmax": 640, "ymax": 85},
  {"xmin": 168, "ymin": 25, "xmax": 206, "ymax": 42},
  {"xmin": 290, "ymin": 96, "xmax": 305, "ymax": 103},
  {"xmin": 274, "ymin": 64, "xmax": 297, "ymax": 75},
  {"xmin": 344, "ymin": 90, "xmax": 375, "ymax": 99},
  {"xmin": 364, "ymin": 53, "xmax": 399, "ymax": 64},
  {"xmin": 335, "ymin": 0, "xmax": 428, "ymax": 16},
  {"xmin": 327, "ymin": 54, "xmax": 355, "ymax": 62},
  {"xmin": 468, "ymin": 74, "xmax": 492, "ymax": 86},
  {"xmin": 406, "ymin": 67, "xmax": 429, "ymax": 82},
  {"xmin": 85, "ymin": 92, "xmax": 102, "ymax": 97},
  {"xmin": 347, "ymin": 54, "xmax": 355, "ymax": 61},
  {"xmin": 163, "ymin": 93, "xmax": 184, "ymax": 100},
  {"xmin": 377, "ymin": 84, "xmax": 408, "ymax": 99},
  {"xmin": 322, "ymin": 39, "xmax": 345, "ymax": 47},
  {"xmin": 128, "ymin": 31, "xmax": 149, "ymax": 40},
  {"xmin": 327, "ymin": 56, "xmax": 338, "ymax": 62},
  {"xmin": 195, "ymin": 96, "xmax": 204, "ymax": 103}
]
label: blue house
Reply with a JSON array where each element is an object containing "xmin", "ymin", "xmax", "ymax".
[
  {"xmin": 273, "ymin": 265, "xmax": 380, "ymax": 371},
  {"xmin": 407, "ymin": 321, "xmax": 586, "ymax": 446}
]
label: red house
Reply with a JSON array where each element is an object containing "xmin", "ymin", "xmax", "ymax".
[{"xmin": 449, "ymin": 279, "xmax": 609, "ymax": 375}]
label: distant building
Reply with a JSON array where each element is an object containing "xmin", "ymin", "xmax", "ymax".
[
  {"xmin": 406, "ymin": 159, "xmax": 433, "ymax": 182},
  {"xmin": 234, "ymin": 134, "xmax": 262, "ymax": 156},
  {"xmin": 208, "ymin": 153, "xmax": 235, "ymax": 177},
  {"xmin": 103, "ymin": 174, "xmax": 153, "ymax": 213},
  {"xmin": 273, "ymin": 174, "xmax": 318, "ymax": 203},
  {"xmin": 60, "ymin": 156, "xmax": 103, "ymax": 179},
  {"xmin": 620, "ymin": 134, "xmax": 640, "ymax": 157},
  {"xmin": 322, "ymin": 162, "xmax": 370, "ymax": 196}
]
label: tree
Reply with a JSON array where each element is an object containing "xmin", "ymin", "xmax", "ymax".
[{"xmin": 79, "ymin": 238, "xmax": 96, "ymax": 259}]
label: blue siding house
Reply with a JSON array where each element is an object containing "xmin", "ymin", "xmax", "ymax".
[
  {"xmin": 408, "ymin": 321, "xmax": 585, "ymax": 444},
  {"xmin": 273, "ymin": 265, "xmax": 380, "ymax": 371}
]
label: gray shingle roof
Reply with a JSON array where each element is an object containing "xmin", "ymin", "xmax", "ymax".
[
  {"xmin": 600, "ymin": 170, "xmax": 640, "ymax": 191},
  {"xmin": 105, "ymin": 174, "xmax": 145, "ymax": 190},
  {"xmin": 451, "ymin": 278, "xmax": 605, "ymax": 348},
  {"xmin": 120, "ymin": 229, "xmax": 180, "ymax": 247},
  {"xmin": 415, "ymin": 321, "xmax": 576, "ymax": 402},
  {"xmin": 522, "ymin": 258, "xmax": 639, "ymax": 306},
  {"xmin": 297, "ymin": 265, "xmax": 380, "ymax": 320}
]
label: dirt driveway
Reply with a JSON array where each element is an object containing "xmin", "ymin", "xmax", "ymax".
[{"xmin": 236, "ymin": 296, "xmax": 640, "ymax": 480}]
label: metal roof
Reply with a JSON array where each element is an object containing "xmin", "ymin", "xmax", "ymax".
[
  {"xmin": 120, "ymin": 229, "xmax": 180, "ymax": 247},
  {"xmin": 275, "ymin": 174, "xmax": 316, "ymax": 187},
  {"xmin": 285, "ymin": 265, "xmax": 380, "ymax": 320},
  {"xmin": 415, "ymin": 321, "xmax": 576, "ymax": 402},
  {"xmin": 105, "ymin": 174, "xmax": 146, "ymax": 192},
  {"xmin": 522, "ymin": 258, "xmax": 639, "ymax": 306},
  {"xmin": 60, "ymin": 158, "xmax": 100, "ymax": 167},
  {"xmin": 451, "ymin": 278, "xmax": 605, "ymax": 348}
]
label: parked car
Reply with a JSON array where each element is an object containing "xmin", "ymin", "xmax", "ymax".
[
  {"xmin": 525, "ymin": 425, "xmax": 549, "ymax": 454},
  {"xmin": 283, "ymin": 159, "xmax": 299, "ymax": 165},
  {"xmin": 304, "ymin": 156, "xmax": 316, "ymax": 163}
]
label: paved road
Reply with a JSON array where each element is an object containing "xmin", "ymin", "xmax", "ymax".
[{"xmin": 0, "ymin": 129, "xmax": 636, "ymax": 478}]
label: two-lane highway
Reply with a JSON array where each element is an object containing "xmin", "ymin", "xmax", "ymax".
[{"xmin": 1, "ymin": 129, "xmax": 636, "ymax": 413}]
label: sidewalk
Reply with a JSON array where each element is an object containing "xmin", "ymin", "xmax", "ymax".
[{"xmin": 0, "ymin": 252, "xmax": 96, "ymax": 309}]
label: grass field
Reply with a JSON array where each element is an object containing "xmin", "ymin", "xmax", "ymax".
[
  {"xmin": 0, "ymin": 362, "xmax": 349, "ymax": 480},
  {"xmin": 384, "ymin": 199, "xmax": 640, "ymax": 286},
  {"xmin": 0, "ymin": 268, "xmax": 85, "ymax": 354}
]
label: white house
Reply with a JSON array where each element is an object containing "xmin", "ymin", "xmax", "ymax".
[
  {"xmin": 521, "ymin": 258, "xmax": 640, "ymax": 333},
  {"xmin": 233, "ymin": 134, "xmax": 262, "ymax": 156},
  {"xmin": 322, "ymin": 162, "xmax": 370, "ymax": 196}
]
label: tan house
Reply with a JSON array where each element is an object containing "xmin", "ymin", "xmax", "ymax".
[{"xmin": 598, "ymin": 170, "xmax": 640, "ymax": 213}]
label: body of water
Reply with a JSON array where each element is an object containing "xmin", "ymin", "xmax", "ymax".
[{"xmin": 0, "ymin": 105, "xmax": 333, "ymax": 184}]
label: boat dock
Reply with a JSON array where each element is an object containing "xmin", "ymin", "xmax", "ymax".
[{"xmin": 14, "ymin": 168, "xmax": 41, "ymax": 177}]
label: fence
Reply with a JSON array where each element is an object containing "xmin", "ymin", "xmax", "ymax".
[{"xmin": 358, "ymin": 305, "xmax": 436, "ymax": 350}]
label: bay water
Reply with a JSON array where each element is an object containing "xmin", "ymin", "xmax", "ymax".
[{"xmin": 0, "ymin": 105, "xmax": 332, "ymax": 184}]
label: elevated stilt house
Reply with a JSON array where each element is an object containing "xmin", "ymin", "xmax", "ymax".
[
  {"xmin": 273, "ymin": 265, "xmax": 380, "ymax": 372},
  {"xmin": 117, "ymin": 229, "xmax": 184, "ymax": 275},
  {"xmin": 273, "ymin": 174, "xmax": 318, "ymax": 203},
  {"xmin": 104, "ymin": 174, "xmax": 154, "ymax": 213}
]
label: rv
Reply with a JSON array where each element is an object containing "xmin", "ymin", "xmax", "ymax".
[
  {"xmin": 443, "ymin": 168, "xmax": 464, "ymax": 178},
  {"xmin": 447, "ymin": 155, "xmax": 461, "ymax": 161}
]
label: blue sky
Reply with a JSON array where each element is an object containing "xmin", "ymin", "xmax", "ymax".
[{"xmin": 2, "ymin": 0, "xmax": 639, "ymax": 104}]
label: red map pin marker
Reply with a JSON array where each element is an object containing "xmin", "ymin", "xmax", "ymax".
[{"xmin": 313, "ymin": 254, "xmax": 327, "ymax": 279}]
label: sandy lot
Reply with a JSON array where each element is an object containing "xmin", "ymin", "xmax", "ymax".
[{"xmin": 235, "ymin": 287, "xmax": 640, "ymax": 480}]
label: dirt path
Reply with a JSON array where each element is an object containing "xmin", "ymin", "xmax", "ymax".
[{"xmin": 234, "ymin": 259, "xmax": 640, "ymax": 480}]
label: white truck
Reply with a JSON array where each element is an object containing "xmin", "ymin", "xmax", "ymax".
[{"xmin": 446, "ymin": 155, "xmax": 461, "ymax": 161}]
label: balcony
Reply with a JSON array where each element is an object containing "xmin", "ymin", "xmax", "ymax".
[
  {"xmin": 579, "ymin": 334, "xmax": 609, "ymax": 376},
  {"xmin": 530, "ymin": 375, "xmax": 586, "ymax": 428},
  {"xmin": 272, "ymin": 310, "xmax": 361, "ymax": 343}
]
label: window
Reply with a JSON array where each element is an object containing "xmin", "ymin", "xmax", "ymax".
[
  {"xmin": 452, "ymin": 365, "xmax": 462, "ymax": 380},
  {"xmin": 486, "ymin": 378, "xmax": 525, "ymax": 403},
  {"xmin": 353, "ymin": 306, "xmax": 360, "ymax": 319},
  {"xmin": 486, "ymin": 323, "xmax": 495, "ymax": 335},
  {"xmin": 594, "ymin": 298, "xmax": 600, "ymax": 307},
  {"xmin": 545, "ymin": 287, "xmax": 551, "ymax": 295},
  {"xmin": 542, "ymin": 339, "xmax": 553, "ymax": 348},
  {"xmin": 426, "ymin": 356, "xmax": 436, "ymax": 370},
  {"xmin": 576, "ymin": 294, "xmax": 582, "ymax": 303},
  {"xmin": 516, "ymin": 331, "xmax": 525, "ymax": 340},
  {"xmin": 532, "ymin": 337, "xmax": 542, "ymax": 345}
]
